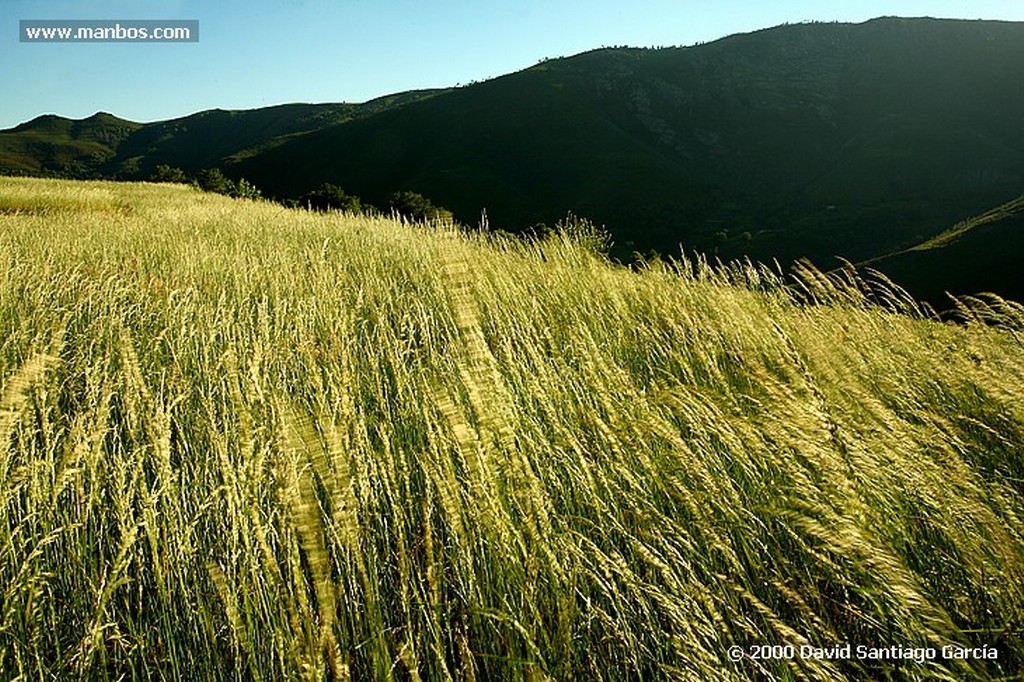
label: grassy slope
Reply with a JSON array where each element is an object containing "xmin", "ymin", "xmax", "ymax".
[
  {"xmin": 862, "ymin": 194, "xmax": 1024, "ymax": 309},
  {"xmin": 0, "ymin": 177, "xmax": 1023, "ymax": 680}
]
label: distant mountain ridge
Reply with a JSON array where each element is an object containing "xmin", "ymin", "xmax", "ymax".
[
  {"xmin": 2, "ymin": 17, "xmax": 1023, "ymax": 303},
  {"xmin": 0, "ymin": 89, "xmax": 449, "ymax": 179}
]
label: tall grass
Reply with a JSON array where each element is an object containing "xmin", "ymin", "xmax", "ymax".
[{"xmin": 0, "ymin": 176, "xmax": 1022, "ymax": 680}]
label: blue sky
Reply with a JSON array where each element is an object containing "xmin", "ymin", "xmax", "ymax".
[{"xmin": 3, "ymin": 0, "xmax": 1024, "ymax": 128}]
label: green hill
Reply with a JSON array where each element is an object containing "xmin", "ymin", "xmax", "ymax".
[
  {"xmin": 0, "ymin": 89, "xmax": 448, "ymax": 180},
  {"xmin": 0, "ymin": 112, "xmax": 141, "ymax": 175},
  {"xmin": 104, "ymin": 90, "xmax": 452, "ymax": 178}
]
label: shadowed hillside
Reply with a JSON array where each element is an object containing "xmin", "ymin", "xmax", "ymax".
[
  {"xmin": 231, "ymin": 17, "xmax": 1024, "ymax": 265},
  {"xmin": 0, "ymin": 89, "xmax": 448, "ymax": 180},
  {"xmin": 863, "ymin": 194, "xmax": 1024, "ymax": 310}
]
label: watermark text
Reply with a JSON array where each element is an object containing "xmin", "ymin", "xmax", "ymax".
[
  {"xmin": 727, "ymin": 642, "xmax": 999, "ymax": 664},
  {"xmin": 21, "ymin": 20, "xmax": 199, "ymax": 43}
]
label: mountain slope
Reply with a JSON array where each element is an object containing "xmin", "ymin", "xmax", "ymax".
[
  {"xmin": 0, "ymin": 89, "xmax": 450, "ymax": 180},
  {"xmin": 231, "ymin": 17, "xmax": 1024, "ymax": 266},
  {"xmin": 0, "ymin": 112, "xmax": 141, "ymax": 176},
  {"xmin": 863, "ymin": 194, "xmax": 1024, "ymax": 309},
  {"xmin": 105, "ymin": 89, "xmax": 452, "ymax": 178}
]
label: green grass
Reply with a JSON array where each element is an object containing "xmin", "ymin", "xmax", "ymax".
[{"xmin": 1, "ymin": 177, "xmax": 1023, "ymax": 680}]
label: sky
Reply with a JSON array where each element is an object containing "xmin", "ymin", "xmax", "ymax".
[{"xmin": 3, "ymin": 0, "xmax": 1024, "ymax": 129}]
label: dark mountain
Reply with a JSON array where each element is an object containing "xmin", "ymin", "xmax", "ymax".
[
  {"xmin": 104, "ymin": 89, "xmax": 451, "ymax": 178},
  {"xmin": 227, "ymin": 17, "xmax": 1024, "ymax": 267},
  {"xmin": 2, "ymin": 17, "xmax": 1023, "ymax": 301}
]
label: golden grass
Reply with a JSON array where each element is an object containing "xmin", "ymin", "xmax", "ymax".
[{"xmin": 0, "ymin": 176, "xmax": 1022, "ymax": 680}]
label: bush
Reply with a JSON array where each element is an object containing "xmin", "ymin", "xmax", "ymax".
[
  {"xmin": 196, "ymin": 168, "xmax": 235, "ymax": 195},
  {"xmin": 150, "ymin": 164, "xmax": 188, "ymax": 183},
  {"xmin": 193, "ymin": 169, "xmax": 263, "ymax": 201},
  {"xmin": 387, "ymin": 190, "xmax": 453, "ymax": 223},
  {"xmin": 552, "ymin": 214, "xmax": 613, "ymax": 258},
  {"xmin": 230, "ymin": 178, "xmax": 262, "ymax": 201},
  {"xmin": 298, "ymin": 183, "xmax": 365, "ymax": 213}
]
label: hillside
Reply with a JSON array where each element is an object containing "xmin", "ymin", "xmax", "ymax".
[
  {"xmin": 1, "ymin": 176, "xmax": 1023, "ymax": 680},
  {"xmin": 230, "ymin": 17, "xmax": 1024, "ymax": 264},
  {"xmin": 0, "ymin": 112, "xmax": 141, "ymax": 175},
  {"xmin": 2, "ymin": 17, "xmax": 1024, "ymax": 300},
  {"xmin": 863, "ymin": 194, "xmax": 1024, "ymax": 310},
  {"xmin": 0, "ymin": 88, "xmax": 448, "ymax": 179}
]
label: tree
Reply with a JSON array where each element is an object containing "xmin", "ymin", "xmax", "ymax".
[
  {"xmin": 150, "ymin": 164, "xmax": 187, "ymax": 183},
  {"xmin": 230, "ymin": 178, "xmax": 262, "ymax": 201},
  {"xmin": 386, "ymin": 190, "xmax": 453, "ymax": 223},
  {"xmin": 196, "ymin": 168, "xmax": 235, "ymax": 195},
  {"xmin": 298, "ymin": 183, "xmax": 365, "ymax": 213}
]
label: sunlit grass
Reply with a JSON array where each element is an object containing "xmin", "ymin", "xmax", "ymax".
[{"xmin": 0, "ymin": 176, "xmax": 1022, "ymax": 680}]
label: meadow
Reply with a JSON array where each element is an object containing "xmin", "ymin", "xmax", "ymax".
[{"xmin": 0, "ymin": 176, "xmax": 1022, "ymax": 680}]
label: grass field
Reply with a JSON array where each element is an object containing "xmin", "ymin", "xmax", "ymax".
[{"xmin": 0, "ymin": 176, "xmax": 1022, "ymax": 681}]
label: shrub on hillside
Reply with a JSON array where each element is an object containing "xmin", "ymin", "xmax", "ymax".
[
  {"xmin": 194, "ymin": 168, "xmax": 263, "ymax": 200},
  {"xmin": 298, "ymin": 183, "xmax": 365, "ymax": 213},
  {"xmin": 230, "ymin": 178, "xmax": 262, "ymax": 201},
  {"xmin": 196, "ymin": 168, "xmax": 234, "ymax": 195},
  {"xmin": 387, "ymin": 190, "xmax": 453, "ymax": 223},
  {"xmin": 533, "ymin": 214, "xmax": 612, "ymax": 258},
  {"xmin": 150, "ymin": 164, "xmax": 188, "ymax": 183}
]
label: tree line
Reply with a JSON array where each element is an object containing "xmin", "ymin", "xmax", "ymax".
[
  {"xmin": 149, "ymin": 165, "xmax": 612, "ymax": 259},
  {"xmin": 150, "ymin": 164, "xmax": 453, "ymax": 223}
]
